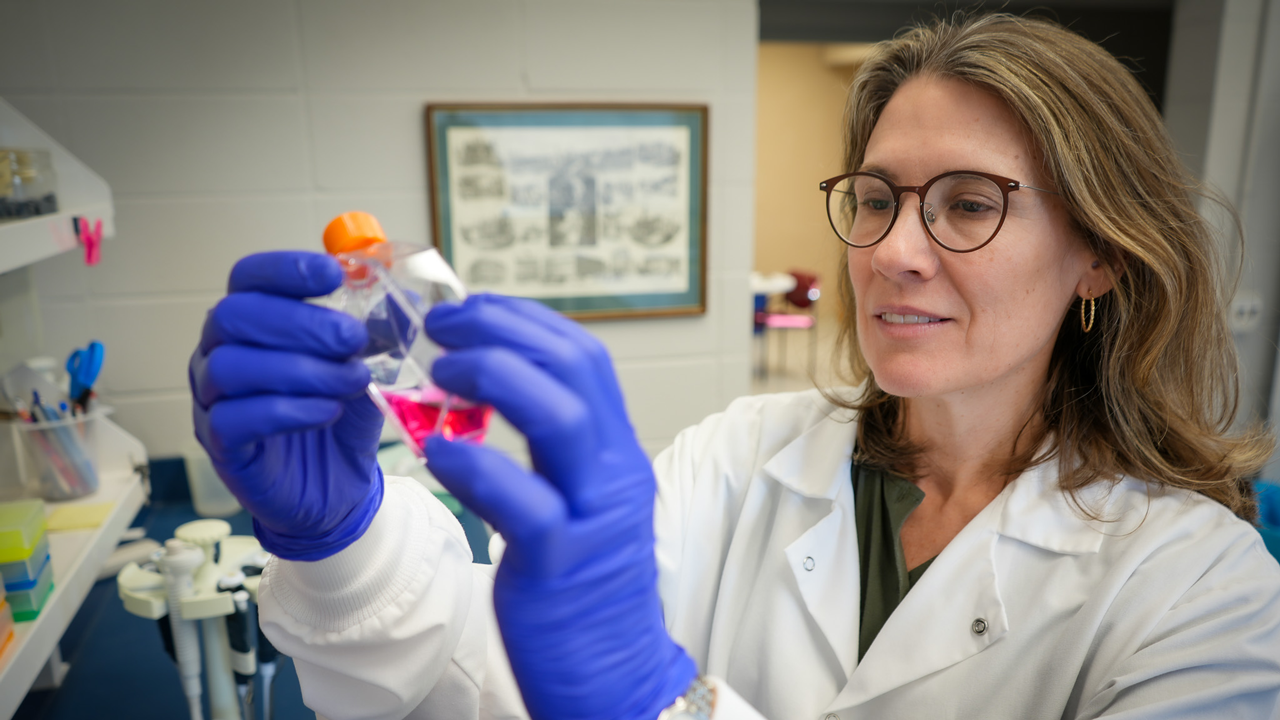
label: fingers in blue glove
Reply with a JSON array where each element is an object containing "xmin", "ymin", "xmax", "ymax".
[
  {"xmin": 431, "ymin": 347, "xmax": 616, "ymax": 515},
  {"xmin": 443, "ymin": 293, "xmax": 589, "ymax": 341},
  {"xmin": 227, "ymin": 251, "xmax": 343, "ymax": 297},
  {"xmin": 425, "ymin": 436, "xmax": 569, "ymax": 572},
  {"xmin": 427, "ymin": 296, "xmax": 606, "ymax": 373},
  {"xmin": 192, "ymin": 345, "xmax": 369, "ymax": 409},
  {"xmin": 199, "ymin": 292, "xmax": 368, "ymax": 358},
  {"xmin": 425, "ymin": 294, "xmax": 631, "ymax": 437},
  {"xmin": 188, "ymin": 251, "xmax": 386, "ymax": 562},
  {"xmin": 424, "ymin": 296, "xmax": 695, "ymax": 720},
  {"xmin": 200, "ymin": 396, "xmax": 345, "ymax": 457}
]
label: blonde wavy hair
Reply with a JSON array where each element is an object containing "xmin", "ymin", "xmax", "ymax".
[{"xmin": 833, "ymin": 12, "xmax": 1273, "ymax": 521}]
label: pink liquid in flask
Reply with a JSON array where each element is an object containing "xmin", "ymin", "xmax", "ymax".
[{"xmin": 384, "ymin": 387, "xmax": 492, "ymax": 449}]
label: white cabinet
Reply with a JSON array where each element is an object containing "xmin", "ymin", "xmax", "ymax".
[{"xmin": 0, "ymin": 97, "xmax": 114, "ymax": 275}]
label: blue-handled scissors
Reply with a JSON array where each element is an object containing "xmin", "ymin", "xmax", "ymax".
[{"xmin": 66, "ymin": 341, "xmax": 104, "ymax": 411}]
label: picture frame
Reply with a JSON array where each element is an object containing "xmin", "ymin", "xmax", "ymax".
[{"xmin": 426, "ymin": 103, "xmax": 708, "ymax": 320}]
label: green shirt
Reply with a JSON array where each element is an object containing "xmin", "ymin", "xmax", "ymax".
[{"xmin": 854, "ymin": 463, "xmax": 935, "ymax": 662}]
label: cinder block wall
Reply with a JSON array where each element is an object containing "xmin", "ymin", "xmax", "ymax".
[{"xmin": 0, "ymin": 0, "xmax": 758, "ymax": 461}]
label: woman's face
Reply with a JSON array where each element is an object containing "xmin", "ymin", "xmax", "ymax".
[{"xmin": 849, "ymin": 75, "xmax": 1105, "ymax": 403}]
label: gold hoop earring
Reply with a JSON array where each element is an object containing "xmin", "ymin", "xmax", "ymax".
[{"xmin": 1080, "ymin": 293, "xmax": 1096, "ymax": 333}]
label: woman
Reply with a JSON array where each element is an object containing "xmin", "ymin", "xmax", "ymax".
[{"xmin": 189, "ymin": 13, "xmax": 1280, "ymax": 720}]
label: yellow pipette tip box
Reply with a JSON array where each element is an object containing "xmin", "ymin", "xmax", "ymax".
[
  {"xmin": 0, "ymin": 500, "xmax": 47, "ymax": 564},
  {"xmin": 46, "ymin": 503, "xmax": 111, "ymax": 531}
]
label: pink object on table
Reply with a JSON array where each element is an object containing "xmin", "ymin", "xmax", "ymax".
[
  {"xmin": 75, "ymin": 217, "xmax": 103, "ymax": 266},
  {"xmin": 754, "ymin": 270, "xmax": 821, "ymax": 378},
  {"xmin": 764, "ymin": 313, "xmax": 815, "ymax": 329}
]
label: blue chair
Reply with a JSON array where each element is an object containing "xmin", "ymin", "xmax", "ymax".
[{"xmin": 1257, "ymin": 481, "xmax": 1280, "ymax": 562}]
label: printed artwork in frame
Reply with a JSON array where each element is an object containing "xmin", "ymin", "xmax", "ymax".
[{"xmin": 426, "ymin": 104, "xmax": 708, "ymax": 320}]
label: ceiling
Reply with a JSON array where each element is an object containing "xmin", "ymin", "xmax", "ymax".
[
  {"xmin": 759, "ymin": 0, "xmax": 1176, "ymax": 109},
  {"xmin": 760, "ymin": 0, "xmax": 1174, "ymax": 42}
]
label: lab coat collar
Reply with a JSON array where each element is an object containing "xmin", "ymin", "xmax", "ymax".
[
  {"xmin": 995, "ymin": 460, "xmax": 1110, "ymax": 555},
  {"xmin": 760, "ymin": 403, "xmax": 1103, "ymax": 553},
  {"xmin": 760, "ymin": 400, "xmax": 858, "ymax": 501}
]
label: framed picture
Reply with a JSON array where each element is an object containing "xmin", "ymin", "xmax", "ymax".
[{"xmin": 426, "ymin": 104, "xmax": 708, "ymax": 320}]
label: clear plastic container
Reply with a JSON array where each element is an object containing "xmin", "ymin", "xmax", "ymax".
[
  {"xmin": 322, "ymin": 212, "xmax": 491, "ymax": 457},
  {"xmin": 9, "ymin": 149, "xmax": 56, "ymax": 200},
  {"xmin": 0, "ymin": 148, "xmax": 58, "ymax": 221},
  {"xmin": 0, "ymin": 500, "xmax": 46, "ymax": 564},
  {"xmin": 8, "ymin": 555, "xmax": 52, "ymax": 621},
  {"xmin": 0, "ymin": 532, "xmax": 47, "ymax": 588},
  {"xmin": 182, "ymin": 442, "xmax": 242, "ymax": 518},
  {"xmin": 0, "ymin": 410, "xmax": 102, "ymax": 501},
  {"xmin": 0, "ymin": 424, "xmax": 33, "ymax": 502}
]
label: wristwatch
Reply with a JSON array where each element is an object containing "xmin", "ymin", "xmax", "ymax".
[{"xmin": 657, "ymin": 676, "xmax": 717, "ymax": 720}]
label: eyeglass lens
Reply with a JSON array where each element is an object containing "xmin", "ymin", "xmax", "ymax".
[{"xmin": 828, "ymin": 173, "xmax": 1006, "ymax": 251}]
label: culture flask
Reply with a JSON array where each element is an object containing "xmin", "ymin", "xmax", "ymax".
[{"xmin": 322, "ymin": 211, "xmax": 491, "ymax": 458}]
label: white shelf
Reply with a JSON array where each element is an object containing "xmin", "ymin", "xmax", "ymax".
[
  {"xmin": 0, "ymin": 96, "xmax": 115, "ymax": 276},
  {"xmin": 0, "ymin": 418, "xmax": 147, "ymax": 719}
]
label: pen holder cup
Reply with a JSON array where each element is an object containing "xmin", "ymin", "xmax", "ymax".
[{"xmin": 0, "ymin": 410, "xmax": 104, "ymax": 501}]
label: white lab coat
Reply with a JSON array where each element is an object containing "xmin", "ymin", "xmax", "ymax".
[{"xmin": 259, "ymin": 389, "xmax": 1280, "ymax": 720}]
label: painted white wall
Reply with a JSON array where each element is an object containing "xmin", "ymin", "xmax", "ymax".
[
  {"xmin": 1235, "ymin": 0, "xmax": 1280, "ymax": 479},
  {"xmin": 1164, "ymin": 0, "xmax": 1225, "ymax": 178},
  {"xmin": 1167, "ymin": 0, "xmax": 1280, "ymax": 444},
  {"xmin": 1236, "ymin": 0, "xmax": 1280, "ymax": 454},
  {"xmin": 0, "ymin": 0, "xmax": 759, "ymax": 460}
]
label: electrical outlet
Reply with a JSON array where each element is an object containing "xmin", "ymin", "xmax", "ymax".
[{"xmin": 1229, "ymin": 290, "xmax": 1264, "ymax": 333}]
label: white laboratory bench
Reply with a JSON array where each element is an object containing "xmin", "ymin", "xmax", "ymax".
[{"xmin": 0, "ymin": 419, "xmax": 147, "ymax": 719}]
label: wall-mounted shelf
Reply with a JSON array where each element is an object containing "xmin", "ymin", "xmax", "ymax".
[
  {"xmin": 0, "ymin": 97, "xmax": 114, "ymax": 275},
  {"xmin": 0, "ymin": 417, "xmax": 147, "ymax": 719}
]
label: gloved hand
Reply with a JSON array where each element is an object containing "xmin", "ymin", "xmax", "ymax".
[
  {"xmin": 423, "ymin": 294, "xmax": 698, "ymax": 720},
  {"xmin": 189, "ymin": 251, "xmax": 384, "ymax": 561}
]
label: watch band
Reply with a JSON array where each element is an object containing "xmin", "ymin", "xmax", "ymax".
[{"xmin": 657, "ymin": 676, "xmax": 716, "ymax": 720}]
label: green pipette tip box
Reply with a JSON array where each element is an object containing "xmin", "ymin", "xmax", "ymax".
[
  {"xmin": 0, "ymin": 500, "xmax": 47, "ymax": 564},
  {"xmin": 10, "ymin": 579, "xmax": 53, "ymax": 622}
]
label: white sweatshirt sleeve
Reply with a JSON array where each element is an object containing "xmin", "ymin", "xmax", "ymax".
[{"xmin": 257, "ymin": 475, "xmax": 526, "ymax": 720}]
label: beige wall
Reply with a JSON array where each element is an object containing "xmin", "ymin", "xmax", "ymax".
[{"xmin": 754, "ymin": 43, "xmax": 856, "ymax": 285}]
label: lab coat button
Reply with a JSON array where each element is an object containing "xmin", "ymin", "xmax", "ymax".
[
  {"xmin": 971, "ymin": 618, "xmax": 988, "ymax": 635},
  {"xmin": 803, "ymin": 556, "xmax": 815, "ymax": 571},
  {"xmin": 824, "ymin": 714, "xmax": 839, "ymax": 720}
]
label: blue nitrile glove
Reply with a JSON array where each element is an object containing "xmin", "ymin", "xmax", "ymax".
[
  {"xmin": 189, "ymin": 251, "xmax": 384, "ymax": 561},
  {"xmin": 423, "ymin": 294, "xmax": 697, "ymax": 720}
]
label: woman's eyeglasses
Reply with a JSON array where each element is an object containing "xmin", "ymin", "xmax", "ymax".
[{"xmin": 818, "ymin": 170, "xmax": 1057, "ymax": 253}]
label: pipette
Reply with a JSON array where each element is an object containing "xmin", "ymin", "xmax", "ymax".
[
  {"xmin": 220, "ymin": 573, "xmax": 255, "ymax": 720},
  {"xmin": 257, "ymin": 623, "xmax": 279, "ymax": 720},
  {"xmin": 158, "ymin": 539, "xmax": 206, "ymax": 720}
]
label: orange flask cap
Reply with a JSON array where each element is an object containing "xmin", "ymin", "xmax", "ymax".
[{"xmin": 324, "ymin": 211, "xmax": 387, "ymax": 255}]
